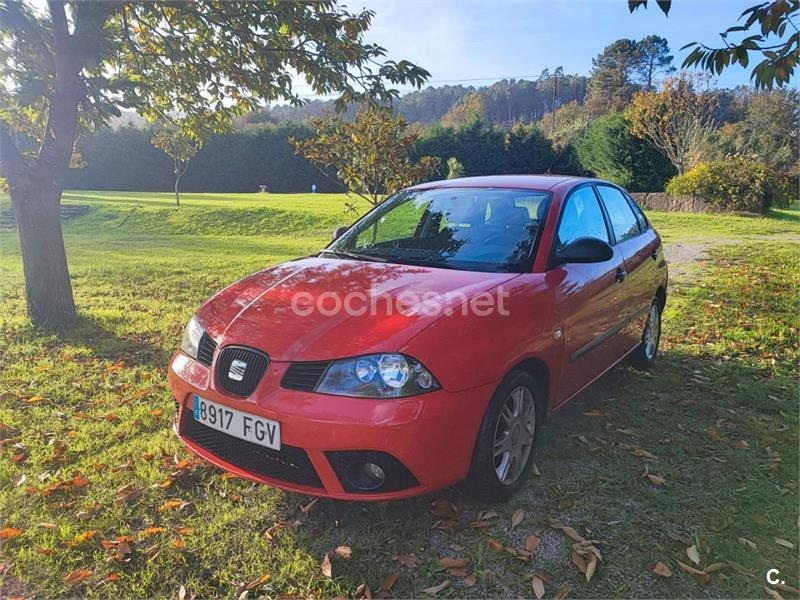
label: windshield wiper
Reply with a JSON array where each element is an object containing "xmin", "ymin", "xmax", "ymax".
[
  {"xmin": 389, "ymin": 256, "xmax": 459, "ymax": 270},
  {"xmin": 319, "ymin": 249, "xmax": 388, "ymax": 263}
]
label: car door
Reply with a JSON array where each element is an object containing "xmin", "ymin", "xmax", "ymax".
[
  {"xmin": 550, "ymin": 185, "xmax": 630, "ymax": 406},
  {"xmin": 595, "ymin": 184, "xmax": 659, "ymax": 350}
]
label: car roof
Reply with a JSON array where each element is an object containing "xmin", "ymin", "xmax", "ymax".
[{"xmin": 408, "ymin": 174, "xmax": 600, "ymax": 192}]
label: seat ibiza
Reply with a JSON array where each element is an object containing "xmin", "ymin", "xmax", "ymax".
[{"xmin": 169, "ymin": 175, "xmax": 667, "ymax": 500}]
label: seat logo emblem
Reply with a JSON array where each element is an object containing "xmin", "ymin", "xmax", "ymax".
[{"xmin": 228, "ymin": 359, "xmax": 247, "ymax": 382}]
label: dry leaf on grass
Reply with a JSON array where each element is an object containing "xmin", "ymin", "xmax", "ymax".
[
  {"xmin": 487, "ymin": 539, "xmax": 503, "ymax": 551},
  {"xmin": 241, "ymin": 575, "xmax": 271, "ymax": 591},
  {"xmin": 737, "ymin": 537, "xmax": 757, "ymax": 549},
  {"xmin": 159, "ymin": 499, "xmax": 189, "ymax": 511},
  {"xmin": 66, "ymin": 530, "xmax": 97, "ymax": 546},
  {"xmin": 355, "ymin": 584, "xmax": 372, "ymax": 600},
  {"xmin": 774, "ymin": 538, "xmax": 794, "ymax": 549},
  {"xmin": 335, "ymin": 546, "xmax": 352, "ymax": 559},
  {"xmin": 532, "ymin": 576, "xmax": 545, "ymax": 599},
  {"xmin": 464, "ymin": 575, "xmax": 477, "ymax": 587},
  {"xmin": 64, "ymin": 569, "xmax": 93, "ymax": 585},
  {"xmin": 653, "ymin": 562, "xmax": 672, "ymax": 577},
  {"xmin": 439, "ymin": 557, "xmax": 468, "ymax": 569},
  {"xmin": 764, "ymin": 587, "xmax": 785, "ymax": 600},
  {"xmin": 321, "ymin": 553, "xmax": 332, "ymax": 578},
  {"xmin": 511, "ymin": 509, "xmax": 525, "ymax": 528},
  {"xmin": 421, "ymin": 580, "xmax": 450, "ymax": 594},
  {"xmin": 0, "ymin": 527, "xmax": 23, "ymax": 540},
  {"xmin": 585, "ymin": 553, "xmax": 598, "ymax": 583},
  {"xmin": 571, "ymin": 551, "xmax": 587, "ymax": 575},
  {"xmin": 553, "ymin": 582, "xmax": 572, "ymax": 599},
  {"xmin": 524, "ymin": 534, "xmax": 541, "ymax": 552},
  {"xmin": 532, "ymin": 462, "xmax": 541, "ymax": 477},
  {"xmin": 686, "ymin": 545, "xmax": 701, "ymax": 566},
  {"xmin": 380, "ymin": 573, "xmax": 399, "ymax": 592},
  {"xmin": 631, "ymin": 447, "xmax": 657, "ymax": 460}
]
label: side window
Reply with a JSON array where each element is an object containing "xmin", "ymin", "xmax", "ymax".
[
  {"xmin": 596, "ymin": 185, "xmax": 640, "ymax": 243},
  {"xmin": 626, "ymin": 195, "xmax": 649, "ymax": 232},
  {"xmin": 556, "ymin": 186, "xmax": 610, "ymax": 249}
]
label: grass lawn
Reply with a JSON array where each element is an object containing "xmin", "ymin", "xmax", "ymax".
[{"xmin": 0, "ymin": 191, "xmax": 798, "ymax": 598}]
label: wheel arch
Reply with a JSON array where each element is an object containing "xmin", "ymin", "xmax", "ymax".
[
  {"xmin": 655, "ymin": 285, "xmax": 667, "ymax": 310},
  {"xmin": 508, "ymin": 357, "xmax": 550, "ymax": 424}
]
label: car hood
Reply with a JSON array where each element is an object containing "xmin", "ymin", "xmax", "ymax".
[{"xmin": 197, "ymin": 256, "xmax": 518, "ymax": 361}]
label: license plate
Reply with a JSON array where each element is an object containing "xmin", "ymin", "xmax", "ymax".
[{"xmin": 192, "ymin": 395, "xmax": 281, "ymax": 450}]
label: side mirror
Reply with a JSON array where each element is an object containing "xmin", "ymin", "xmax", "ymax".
[
  {"xmin": 332, "ymin": 226, "xmax": 349, "ymax": 241},
  {"xmin": 552, "ymin": 237, "xmax": 613, "ymax": 265}
]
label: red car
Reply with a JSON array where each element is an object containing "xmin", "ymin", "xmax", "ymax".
[{"xmin": 169, "ymin": 175, "xmax": 667, "ymax": 501}]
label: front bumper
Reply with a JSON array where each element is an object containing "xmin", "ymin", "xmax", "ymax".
[{"xmin": 168, "ymin": 352, "xmax": 495, "ymax": 501}]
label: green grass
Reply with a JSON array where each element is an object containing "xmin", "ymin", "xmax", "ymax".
[{"xmin": 0, "ymin": 191, "xmax": 798, "ymax": 598}]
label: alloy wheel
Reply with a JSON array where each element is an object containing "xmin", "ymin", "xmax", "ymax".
[
  {"xmin": 492, "ymin": 385, "xmax": 536, "ymax": 485},
  {"xmin": 643, "ymin": 303, "xmax": 661, "ymax": 361}
]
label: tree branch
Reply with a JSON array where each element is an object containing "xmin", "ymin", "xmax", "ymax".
[{"xmin": 0, "ymin": 125, "xmax": 30, "ymax": 187}]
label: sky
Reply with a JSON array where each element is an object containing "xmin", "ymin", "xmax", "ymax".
[{"xmin": 287, "ymin": 0, "xmax": 785, "ymax": 97}]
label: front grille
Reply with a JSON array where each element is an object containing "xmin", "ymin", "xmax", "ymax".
[
  {"xmin": 181, "ymin": 411, "xmax": 322, "ymax": 488},
  {"xmin": 326, "ymin": 450, "xmax": 419, "ymax": 493},
  {"xmin": 197, "ymin": 333, "xmax": 217, "ymax": 366},
  {"xmin": 281, "ymin": 361, "xmax": 332, "ymax": 391},
  {"xmin": 216, "ymin": 346, "xmax": 269, "ymax": 397}
]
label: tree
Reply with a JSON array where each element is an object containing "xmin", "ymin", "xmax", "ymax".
[
  {"xmin": 714, "ymin": 89, "xmax": 799, "ymax": 174},
  {"xmin": 585, "ymin": 39, "xmax": 641, "ymax": 114},
  {"xmin": 292, "ymin": 105, "xmax": 441, "ymax": 210},
  {"xmin": 628, "ymin": 74, "xmax": 718, "ymax": 174},
  {"xmin": 446, "ymin": 157, "xmax": 465, "ymax": 179},
  {"xmin": 635, "ymin": 35, "xmax": 675, "ymax": 91},
  {"xmin": 576, "ymin": 112, "xmax": 675, "ymax": 191},
  {"xmin": 629, "ymin": 0, "xmax": 798, "ymax": 89},
  {"xmin": 440, "ymin": 93, "xmax": 487, "ymax": 128},
  {"xmin": 0, "ymin": 1, "xmax": 429, "ymax": 327},
  {"xmin": 151, "ymin": 128, "xmax": 201, "ymax": 206}
]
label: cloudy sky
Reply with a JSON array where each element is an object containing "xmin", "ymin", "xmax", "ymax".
[{"xmin": 306, "ymin": 0, "xmax": 779, "ymax": 96}]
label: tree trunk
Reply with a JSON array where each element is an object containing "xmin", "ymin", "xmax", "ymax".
[
  {"xmin": 12, "ymin": 187, "xmax": 76, "ymax": 327},
  {"xmin": 174, "ymin": 174, "xmax": 181, "ymax": 207}
]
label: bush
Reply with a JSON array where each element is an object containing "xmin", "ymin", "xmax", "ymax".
[
  {"xmin": 665, "ymin": 156, "xmax": 795, "ymax": 212},
  {"xmin": 576, "ymin": 113, "xmax": 675, "ymax": 192}
]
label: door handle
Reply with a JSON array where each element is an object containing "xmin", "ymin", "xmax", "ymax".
[{"xmin": 615, "ymin": 268, "xmax": 626, "ymax": 283}]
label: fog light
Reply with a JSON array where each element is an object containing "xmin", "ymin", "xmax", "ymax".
[{"xmin": 345, "ymin": 461, "xmax": 386, "ymax": 491}]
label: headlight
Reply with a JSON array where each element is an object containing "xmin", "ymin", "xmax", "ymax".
[
  {"xmin": 316, "ymin": 353, "xmax": 439, "ymax": 398},
  {"xmin": 180, "ymin": 315, "xmax": 205, "ymax": 360}
]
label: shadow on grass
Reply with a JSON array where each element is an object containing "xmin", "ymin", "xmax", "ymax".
[
  {"xmin": 267, "ymin": 348, "xmax": 796, "ymax": 598},
  {"xmin": 52, "ymin": 313, "xmax": 172, "ymax": 367}
]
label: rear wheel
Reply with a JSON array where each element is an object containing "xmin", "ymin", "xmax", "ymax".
[
  {"xmin": 466, "ymin": 370, "xmax": 541, "ymax": 500},
  {"xmin": 630, "ymin": 300, "xmax": 662, "ymax": 369}
]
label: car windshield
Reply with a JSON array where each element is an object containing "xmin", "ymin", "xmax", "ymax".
[{"xmin": 325, "ymin": 187, "xmax": 551, "ymax": 273}]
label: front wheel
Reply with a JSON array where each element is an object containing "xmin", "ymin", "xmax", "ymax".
[
  {"xmin": 630, "ymin": 300, "xmax": 662, "ymax": 369},
  {"xmin": 466, "ymin": 370, "xmax": 541, "ymax": 501}
]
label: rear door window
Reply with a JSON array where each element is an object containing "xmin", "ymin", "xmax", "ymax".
[{"xmin": 596, "ymin": 185, "xmax": 640, "ymax": 243}]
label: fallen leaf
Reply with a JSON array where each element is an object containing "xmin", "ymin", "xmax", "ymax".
[
  {"xmin": 141, "ymin": 527, "xmax": 166, "ymax": 537},
  {"xmin": 240, "ymin": 574, "xmax": 270, "ymax": 591},
  {"xmin": 764, "ymin": 587, "xmax": 785, "ymax": 600},
  {"xmin": 150, "ymin": 409, "xmax": 164, "ymax": 417},
  {"xmin": 439, "ymin": 557, "xmax": 468, "ymax": 569},
  {"xmin": 26, "ymin": 395, "xmax": 45, "ymax": 404},
  {"xmin": 355, "ymin": 583, "xmax": 372, "ymax": 600},
  {"xmin": 774, "ymin": 537, "xmax": 794, "ymax": 549},
  {"xmin": 421, "ymin": 580, "xmax": 450, "ymax": 594},
  {"xmin": 646, "ymin": 473, "xmax": 666, "ymax": 486},
  {"xmin": 737, "ymin": 537, "xmax": 757, "ymax": 550},
  {"xmin": 66, "ymin": 530, "xmax": 98, "ymax": 546},
  {"xmin": 300, "ymin": 497, "xmax": 319, "ymax": 515},
  {"xmin": 430, "ymin": 498, "xmax": 459, "ymax": 519},
  {"xmin": 571, "ymin": 551, "xmax": 587, "ymax": 574},
  {"xmin": 159, "ymin": 499, "xmax": 186, "ymax": 511},
  {"xmin": 0, "ymin": 527, "xmax": 23, "ymax": 540},
  {"xmin": 524, "ymin": 534, "xmax": 541, "ymax": 552},
  {"xmin": 531, "ymin": 462, "xmax": 541, "ymax": 477},
  {"xmin": 686, "ymin": 544, "xmax": 701, "ymax": 566},
  {"xmin": 582, "ymin": 410, "xmax": 605, "ymax": 417},
  {"xmin": 464, "ymin": 574, "xmax": 477, "ymax": 587},
  {"xmin": 394, "ymin": 553, "xmax": 417, "ymax": 568},
  {"xmin": 334, "ymin": 545, "xmax": 352, "ymax": 559},
  {"xmin": 726, "ymin": 561, "xmax": 755, "ymax": 577},
  {"xmin": 106, "ymin": 573, "xmax": 121, "ymax": 582},
  {"xmin": 632, "ymin": 447, "xmax": 657, "ymax": 459},
  {"xmin": 677, "ymin": 560, "xmax": 705, "ymax": 576},
  {"xmin": 553, "ymin": 582, "xmax": 572, "ymax": 599},
  {"xmin": 653, "ymin": 562, "xmax": 672, "ymax": 577},
  {"xmin": 532, "ymin": 576, "xmax": 545, "ymax": 599},
  {"xmin": 321, "ymin": 553, "xmax": 332, "ymax": 578},
  {"xmin": 585, "ymin": 553, "xmax": 598, "ymax": 582},
  {"xmin": 380, "ymin": 573, "xmax": 399, "ymax": 592},
  {"xmin": 703, "ymin": 563, "xmax": 727, "ymax": 574},
  {"xmin": 36, "ymin": 546, "xmax": 56, "ymax": 556},
  {"xmin": 550, "ymin": 521, "xmax": 586, "ymax": 543},
  {"xmin": 511, "ymin": 508, "xmax": 525, "ymax": 528},
  {"xmin": 64, "ymin": 568, "xmax": 93, "ymax": 585},
  {"xmin": 487, "ymin": 539, "xmax": 503, "ymax": 552}
]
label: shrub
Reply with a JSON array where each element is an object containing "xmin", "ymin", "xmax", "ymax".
[{"xmin": 665, "ymin": 156, "xmax": 795, "ymax": 212}]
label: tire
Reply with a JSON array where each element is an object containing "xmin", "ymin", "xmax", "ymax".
[
  {"xmin": 630, "ymin": 299, "xmax": 662, "ymax": 369},
  {"xmin": 466, "ymin": 370, "xmax": 541, "ymax": 501}
]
